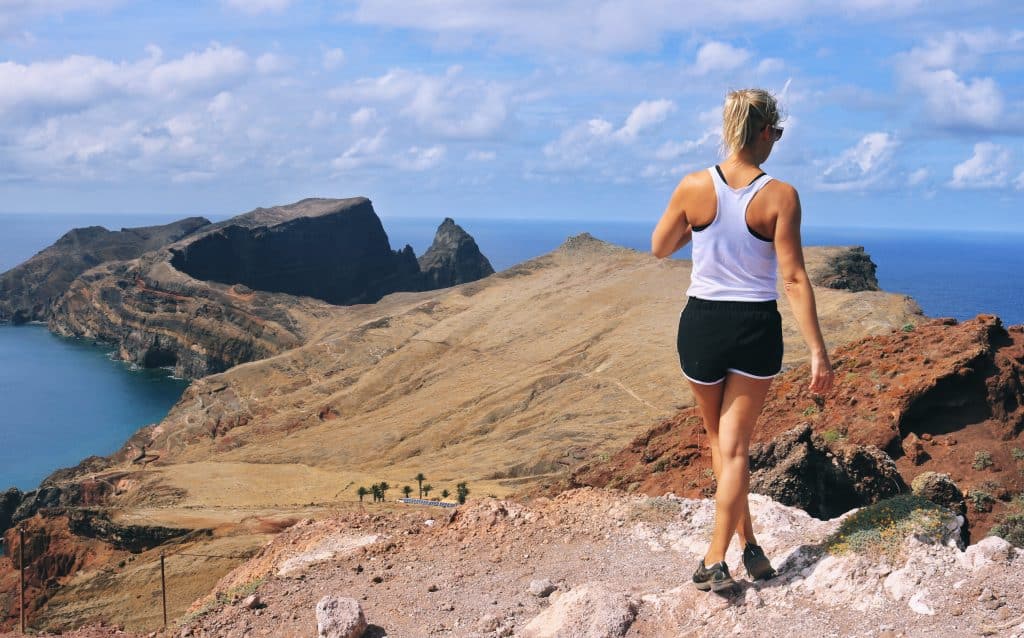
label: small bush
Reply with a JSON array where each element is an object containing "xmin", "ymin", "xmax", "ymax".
[
  {"xmin": 973, "ymin": 450, "xmax": 994, "ymax": 471},
  {"xmin": 825, "ymin": 494, "xmax": 952, "ymax": 559},
  {"xmin": 1011, "ymin": 447, "xmax": 1024, "ymax": 461},
  {"xmin": 652, "ymin": 458, "xmax": 668, "ymax": 473},
  {"xmin": 902, "ymin": 323, "xmax": 915, "ymax": 332},
  {"xmin": 968, "ymin": 490, "xmax": 996, "ymax": 513},
  {"xmin": 990, "ymin": 514, "xmax": 1024, "ymax": 548},
  {"xmin": 822, "ymin": 429, "xmax": 845, "ymax": 444},
  {"xmin": 802, "ymin": 405, "xmax": 818, "ymax": 417}
]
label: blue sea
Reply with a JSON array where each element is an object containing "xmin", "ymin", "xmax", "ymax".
[{"xmin": 1, "ymin": 212, "xmax": 1022, "ymax": 491}]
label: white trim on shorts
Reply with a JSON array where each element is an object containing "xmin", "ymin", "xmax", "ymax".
[
  {"xmin": 681, "ymin": 369, "xmax": 725, "ymax": 385},
  {"xmin": 726, "ymin": 367, "xmax": 780, "ymax": 380}
]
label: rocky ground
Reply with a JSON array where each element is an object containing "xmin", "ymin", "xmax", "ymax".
[{"xmin": 11, "ymin": 488, "xmax": 1022, "ymax": 638}]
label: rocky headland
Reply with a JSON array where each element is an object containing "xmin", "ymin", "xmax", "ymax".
[
  {"xmin": 0, "ymin": 217, "xmax": 210, "ymax": 324},
  {"xmin": 35, "ymin": 197, "xmax": 493, "ymax": 379}
]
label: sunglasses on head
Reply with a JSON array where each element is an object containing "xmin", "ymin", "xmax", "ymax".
[{"xmin": 765, "ymin": 124, "xmax": 784, "ymax": 141}]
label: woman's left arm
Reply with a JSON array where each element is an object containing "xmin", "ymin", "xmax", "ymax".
[{"xmin": 651, "ymin": 176, "xmax": 692, "ymax": 258}]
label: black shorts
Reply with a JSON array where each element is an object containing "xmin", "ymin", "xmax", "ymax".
[{"xmin": 677, "ymin": 296, "xmax": 783, "ymax": 385}]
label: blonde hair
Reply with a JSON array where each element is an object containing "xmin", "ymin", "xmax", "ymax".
[{"xmin": 721, "ymin": 89, "xmax": 781, "ymax": 156}]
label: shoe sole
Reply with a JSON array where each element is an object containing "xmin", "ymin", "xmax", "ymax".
[{"xmin": 710, "ymin": 578, "xmax": 736, "ymax": 592}]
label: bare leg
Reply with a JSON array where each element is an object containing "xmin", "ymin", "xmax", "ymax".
[
  {"xmin": 688, "ymin": 380, "xmax": 755, "ymax": 548},
  {"xmin": 701, "ymin": 373, "xmax": 773, "ymax": 565}
]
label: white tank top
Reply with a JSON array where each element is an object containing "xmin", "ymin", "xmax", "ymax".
[{"xmin": 686, "ymin": 166, "xmax": 778, "ymax": 302}]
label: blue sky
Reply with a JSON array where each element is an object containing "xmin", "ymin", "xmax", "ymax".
[{"xmin": 1, "ymin": 1, "xmax": 1022, "ymax": 231}]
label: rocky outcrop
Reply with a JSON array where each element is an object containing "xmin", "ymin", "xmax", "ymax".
[
  {"xmin": 47, "ymin": 198, "xmax": 493, "ymax": 379},
  {"xmin": 0, "ymin": 217, "xmax": 210, "ymax": 324},
  {"xmin": 0, "ymin": 488, "xmax": 22, "ymax": 535},
  {"xmin": 807, "ymin": 245, "xmax": 879, "ymax": 292},
  {"xmin": 571, "ymin": 316, "xmax": 1024, "ymax": 541},
  {"xmin": 417, "ymin": 217, "xmax": 494, "ymax": 288}
]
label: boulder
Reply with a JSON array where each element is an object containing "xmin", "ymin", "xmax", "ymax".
[
  {"xmin": 910, "ymin": 472, "xmax": 966, "ymax": 517},
  {"xmin": 528, "ymin": 578, "xmax": 557, "ymax": 597},
  {"xmin": 0, "ymin": 487, "xmax": 22, "ymax": 533},
  {"xmin": 316, "ymin": 595, "xmax": 367, "ymax": 638},
  {"xmin": 900, "ymin": 433, "xmax": 927, "ymax": 465},
  {"xmin": 518, "ymin": 582, "xmax": 639, "ymax": 638}
]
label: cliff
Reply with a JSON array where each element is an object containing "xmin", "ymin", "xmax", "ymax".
[
  {"xmin": 417, "ymin": 217, "xmax": 495, "ymax": 288},
  {"xmin": 46, "ymin": 198, "xmax": 493, "ymax": 380},
  {"xmin": 571, "ymin": 315, "xmax": 1024, "ymax": 543},
  {"xmin": 0, "ymin": 217, "xmax": 210, "ymax": 324}
]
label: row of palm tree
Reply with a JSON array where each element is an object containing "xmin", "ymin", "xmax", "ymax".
[{"xmin": 355, "ymin": 475, "xmax": 471, "ymax": 504}]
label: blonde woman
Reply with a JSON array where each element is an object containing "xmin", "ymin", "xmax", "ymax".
[{"xmin": 651, "ymin": 89, "xmax": 834, "ymax": 591}]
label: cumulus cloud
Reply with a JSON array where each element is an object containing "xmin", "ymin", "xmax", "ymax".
[
  {"xmin": 329, "ymin": 130, "xmax": 445, "ymax": 173},
  {"xmin": 894, "ymin": 30, "xmax": 1024, "ymax": 132},
  {"xmin": 907, "ymin": 167, "xmax": 929, "ymax": 186},
  {"xmin": 344, "ymin": 1, "xmax": 934, "ymax": 54},
  {"xmin": 322, "ymin": 48, "xmax": 346, "ymax": 70},
  {"xmin": 467, "ymin": 150, "xmax": 496, "ymax": 161},
  {"xmin": 0, "ymin": 44, "xmax": 250, "ymax": 116},
  {"xmin": 693, "ymin": 41, "xmax": 751, "ymax": 75},
  {"xmin": 349, "ymin": 107, "xmax": 376, "ymax": 128},
  {"xmin": 616, "ymin": 99, "xmax": 675, "ymax": 141},
  {"xmin": 221, "ymin": 0, "xmax": 294, "ymax": 14},
  {"xmin": 255, "ymin": 52, "xmax": 289, "ymax": 74},
  {"xmin": 654, "ymin": 130, "xmax": 717, "ymax": 161},
  {"xmin": 330, "ymin": 66, "xmax": 508, "ymax": 139},
  {"xmin": 949, "ymin": 142, "xmax": 1011, "ymax": 189},
  {"xmin": 818, "ymin": 132, "xmax": 900, "ymax": 191},
  {"xmin": 543, "ymin": 99, "xmax": 676, "ymax": 168},
  {"xmin": 1015, "ymin": 171, "xmax": 1024, "ymax": 191}
]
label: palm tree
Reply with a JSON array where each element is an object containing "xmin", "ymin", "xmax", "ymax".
[
  {"xmin": 371, "ymin": 483, "xmax": 381, "ymax": 503},
  {"xmin": 357, "ymin": 486, "xmax": 369, "ymax": 503},
  {"xmin": 456, "ymin": 481, "xmax": 469, "ymax": 504},
  {"xmin": 441, "ymin": 489, "xmax": 450, "ymax": 499},
  {"xmin": 379, "ymin": 481, "xmax": 390, "ymax": 501},
  {"xmin": 422, "ymin": 483, "xmax": 433, "ymax": 498},
  {"xmin": 414, "ymin": 473, "xmax": 426, "ymax": 498},
  {"xmin": 402, "ymin": 485, "xmax": 413, "ymax": 498}
]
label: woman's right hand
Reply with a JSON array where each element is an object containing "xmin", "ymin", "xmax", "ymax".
[{"xmin": 809, "ymin": 351, "xmax": 834, "ymax": 395}]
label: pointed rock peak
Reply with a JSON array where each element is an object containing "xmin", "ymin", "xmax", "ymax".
[{"xmin": 417, "ymin": 217, "xmax": 494, "ymax": 288}]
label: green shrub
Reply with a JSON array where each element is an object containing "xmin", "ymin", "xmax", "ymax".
[
  {"xmin": 902, "ymin": 323, "xmax": 915, "ymax": 332},
  {"xmin": 825, "ymin": 494, "xmax": 952, "ymax": 559},
  {"xmin": 802, "ymin": 405, "xmax": 818, "ymax": 417},
  {"xmin": 973, "ymin": 450, "xmax": 994, "ymax": 471},
  {"xmin": 990, "ymin": 514, "xmax": 1024, "ymax": 548},
  {"xmin": 968, "ymin": 490, "xmax": 996, "ymax": 513},
  {"xmin": 822, "ymin": 429, "xmax": 845, "ymax": 444},
  {"xmin": 1011, "ymin": 447, "xmax": 1024, "ymax": 461}
]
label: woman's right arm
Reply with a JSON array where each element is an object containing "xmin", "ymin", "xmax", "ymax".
[
  {"xmin": 651, "ymin": 175, "xmax": 693, "ymax": 259},
  {"xmin": 773, "ymin": 184, "xmax": 834, "ymax": 394}
]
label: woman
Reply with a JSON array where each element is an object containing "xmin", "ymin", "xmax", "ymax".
[{"xmin": 651, "ymin": 88, "xmax": 834, "ymax": 592}]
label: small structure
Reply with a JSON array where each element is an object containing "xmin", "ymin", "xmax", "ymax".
[{"xmin": 398, "ymin": 497, "xmax": 457, "ymax": 508}]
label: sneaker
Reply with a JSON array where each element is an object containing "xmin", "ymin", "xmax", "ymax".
[
  {"xmin": 742, "ymin": 543, "xmax": 777, "ymax": 581},
  {"xmin": 692, "ymin": 559, "xmax": 735, "ymax": 592}
]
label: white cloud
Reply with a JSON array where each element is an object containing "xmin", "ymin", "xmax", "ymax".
[
  {"xmin": 894, "ymin": 30, "xmax": 1024, "ymax": 132},
  {"xmin": 655, "ymin": 130, "xmax": 717, "ymax": 161},
  {"xmin": 344, "ymin": 1, "xmax": 933, "ymax": 54},
  {"xmin": 331, "ymin": 129, "xmax": 388, "ymax": 171},
  {"xmin": 1015, "ymin": 171, "xmax": 1024, "ymax": 191},
  {"xmin": 349, "ymin": 107, "xmax": 376, "ymax": 128},
  {"xmin": 207, "ymin": 91, "xmax": 234, "ymax": 115},
  {"xmin": 0, "ymin": 44, "xmax": 250, "ymax": 116},
  {"xmin": 255, "ymin": 52, "xmax": 289, "ymax": 74},
  {"xmin": 322, "ymin": 48, "xmax": 346, "ymax": 71},
  {"xmin": 398, "ymin": 145, "xmax": 446, "ymax": 171},
  {"xmin": 818, "ymin": 132, "xmax": 899, "ymax": 191},
  {"xmin": 693, "ymin": 41, "xmax": 751, "ymax": 75},
  {"xmin": 467, "ymin": 150, "xmax": 496, "ymax": 161},
  {"xmin": 221, "ymin": 0, "xmax": 294, "ymax": 14},
  {"xmin": 330, "ymin": 66, "xmax": 508, "ymax": 139},
  {"xmin": 949, "ymin": 142, "xmax": 1011, "ymax": 189},
  {"xmin": 309, "ymin": 109, "xmax": 336, "ymax": 128},
  {"xmin": 907, "ymin": 167, "xmax": 929, "ymax": 186},
  {"xmin": 615, "ymin": 99, "xmax": 675, "ymax": 141},
  {"xmin": 756, "ymin": 58, "xmax": 785, "ymax": 73}
]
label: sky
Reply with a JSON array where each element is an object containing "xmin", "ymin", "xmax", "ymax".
[{"xmin": 0, "ymin": 1, "xmax": 1022, "ymax": 231}]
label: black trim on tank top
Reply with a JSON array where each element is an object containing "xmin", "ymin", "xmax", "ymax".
[
  {"xmin": 715, "ymin": 165, "xmax": 766, "ymax": 187},
  {"xmin": 747, "ymin": 225, "xmax": 773, "ymax": 242}
]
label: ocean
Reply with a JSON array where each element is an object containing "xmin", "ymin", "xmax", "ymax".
[{"xmin": 1, "ymin": 212, "xmax": 1022, "ymax": 491}]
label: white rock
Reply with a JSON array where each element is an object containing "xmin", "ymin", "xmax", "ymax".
[
  {"xmin": 883, "ymin": 568, "xmax": 919, "ymax": 602},
  {"xmin": 518, "ymin": 582, "xmax": 639, "ymax": 638},
  {"xmin": 960, "ymin": 536, "xmax": 1014, "ymax": 570},
  {"xmin": 908, "ymin": 589, "xmax": 936, "ymax": 615},
  {"xmin": 278, "ymin": 534, "xmax": 379, "ymax": 577},
  {"xmin": 316, "ymin": 596, "xmax": 367, "ymax": 638},
  {"xmin": 529, "ymin": 578, "xmax": 557, "ymax": 597}
]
